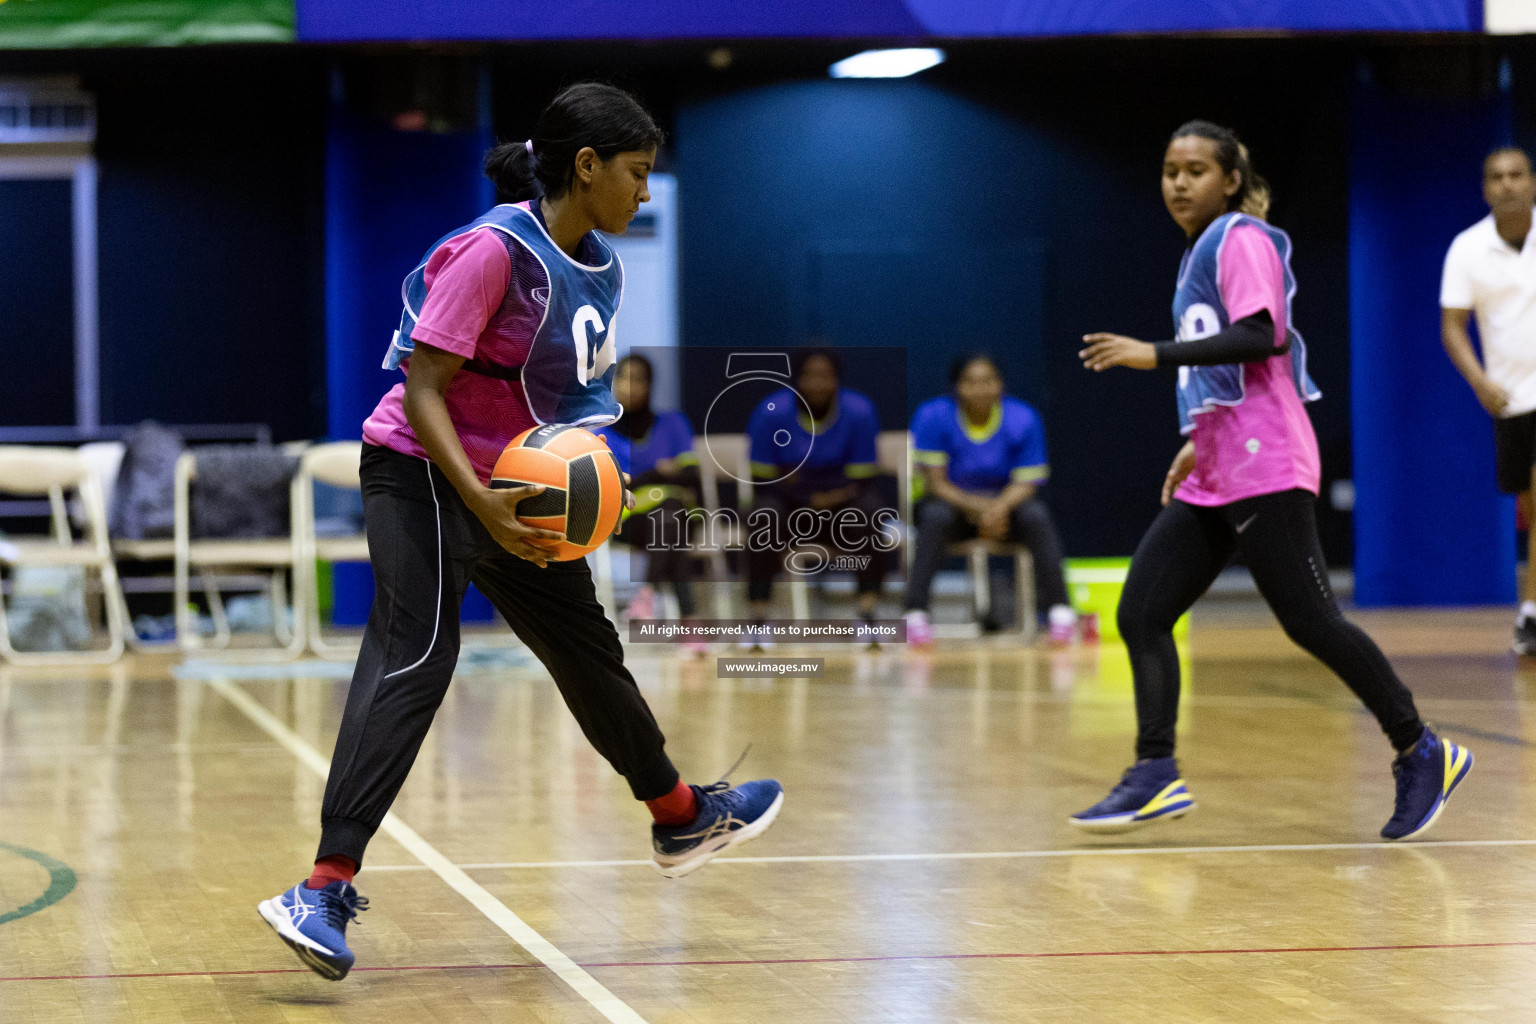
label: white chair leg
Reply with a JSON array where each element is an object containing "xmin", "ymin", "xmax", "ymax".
[
  {"xmin": 174, "ymin": 555, "xmax": 195, "ymax": 652},
  {"xmin": 307, "ymin": 562, "xmax": 363, "ymax": 661},
  {"xmin": 98, "ymin": 563, "xmax": 127, "ymax": 662},
  {"xmin": 204, "ymin": 573, "xmax": 231, "ymax": 649},
  {"xmin": 270, "ymin": 571, "xmax": 292, "ymax": 646},
  {"xmin": 1015, "ymin": 550, "xmax": 1037, "ymax": 643},
  {"xmin": 594, "ymin": 542, "xmax": 617, "ymax": 623},
  {"xmin": 790, "ymin": 579, "xmax": 811, "ymax": 620},
  {"xmin": 0, "ymin": 572, "xmax": 16, "ymax": 664},
  {"xmin": 969, "ymin": 547, "xmax": 991, "ymax": 622}
]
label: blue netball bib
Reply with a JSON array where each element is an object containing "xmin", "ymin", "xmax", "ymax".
[
  {"xmin": 384, "ymin": 203, "xmax": 623, "ymax": 428},
  {"xmin": 1172, "ymin": 212, "xmax": 1320, "ymax": 435}
]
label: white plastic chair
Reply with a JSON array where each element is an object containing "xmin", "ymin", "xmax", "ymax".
[
  {"xmin": 947, "ymin": 539, "xmax": 1036, "ymax": 642},
  {"xmin": 294, "ymin": 441, "xmax": 368, "ymax": 658},
  {"xmin": 173, "ymin": 449, "xmax": 307, "ymax": 658},
  {"xmin": 0, "ymin": 446, "xmax": 128, "ymax": 664},
  {"xmin": 723, "ymin": 431, "xmax": 908, "ymax": 622}
]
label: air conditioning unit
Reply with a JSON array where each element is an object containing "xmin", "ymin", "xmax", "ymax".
[{"xmin": 0, "ymin": 77, "xmax": 96, "ymax": 145}]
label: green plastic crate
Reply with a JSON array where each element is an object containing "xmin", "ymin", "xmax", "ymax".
[{"xmin": 1065, "ymin": 557, "xmax": 1189, "ymax": 641}]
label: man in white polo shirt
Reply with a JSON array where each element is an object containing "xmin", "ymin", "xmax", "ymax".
[{"xmin": 1442, "ymin": 146, "xmax": 1536, "ymax": 653}]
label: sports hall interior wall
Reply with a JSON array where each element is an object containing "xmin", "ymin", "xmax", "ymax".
[
  {"xmin": 0, "ymin": 47, "xmax": 328, "ymax": 441},
  {"xmin": 1, "ymin": 38, "xmax": 1524, "ymax": 573},
  {"xmin": 664, "ymin": 37, "xmax": 1360, "ymax": 560}
]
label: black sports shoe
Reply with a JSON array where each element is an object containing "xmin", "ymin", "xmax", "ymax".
[{"xmin": 1513, "ymin": 617, "xmax": 1536, "ymax": 656}]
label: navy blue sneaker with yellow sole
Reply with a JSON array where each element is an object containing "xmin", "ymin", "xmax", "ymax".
[
  {"xmin": 1069, "ymin": 757, "xmax": 1195, "ymax": 833},
  {"xmin": 652, "ymin": 779, "xmax": 784, "ymax": 878},
  {"xmin": 258, "ymin": 880, "xmax": 368, "ymax": 980},
  {"xmin": 1381, "ymin": 727, "xmax": 1472, "ymax": 841}
]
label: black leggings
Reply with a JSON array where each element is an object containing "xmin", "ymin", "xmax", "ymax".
[
  {"xmin": 902, "ymin": 497, "xmax": 1071, "ymax": 614},
  {"xmin": 616, "ymin": 498, "xmax": 698, "ymax": 617},
  {"xmin": 1120, "ymin": 489, "xmax": 1423, "ymax": 761},
  {"xmin": 317, "ymin": 445, "xmax": 680, "ymax": 867}
]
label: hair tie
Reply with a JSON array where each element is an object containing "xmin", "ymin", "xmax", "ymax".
[{"xmin": 524, "ymin": 139, "xmax": 534, "ymax": 155}]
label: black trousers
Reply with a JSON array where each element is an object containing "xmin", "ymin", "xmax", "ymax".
[
  {"xmin": 616, "ymin": 498, "xmax": 698, "ymax": 617},
  {"xmin": 902, "ymin": 497, "xmax": 1071, "ymax": 613},
  {"xmin": 318, "ymin": 445, "xmax": 680, "ymax": 866},
  {"xmin": 746, "ymin": 488, "xmax": 889, "ymax": 602},
  {"xmin": 1120, "ymin": 489, "xmax": 1423, "ymax": 761}
]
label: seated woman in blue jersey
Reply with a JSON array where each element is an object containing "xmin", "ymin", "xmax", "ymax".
[
  {"xmin": 597, "ymin": 353, "xmax": 700, "ymax": 624},
  {"xmin": 903, "ymin": 354, "xmax": 1076, "ymax": 646},
  {"xmin": 745, "ymin": 349, "xmax": 889, "ymax": 630}
]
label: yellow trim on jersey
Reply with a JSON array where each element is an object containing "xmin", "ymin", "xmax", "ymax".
[
  {"xmin": 1012, "ymin": 464, "xmax": 1049, "ymax": 484},
  {"xmin": 959, "ymin": 403, "xmax": 1003, "ymax": 443},
  {"xmin": 631, "ymin": 483, "xmax": 697, "ymax": 515},
  {"xmin": 845, "ymin": 462, "xmax": 880, "ymax": 480},
  {"xmin": 673, "ymin": 450, "xmax": 699, "ymax": 468},
  {"xmin": 912, "ymin": 449, "xmax": 949, "ymax": 467},
  {"xmin": 751, "ymin": 460, "xmax": 777, "ymax": 479},
  {"xmin": 797, "ymin": 396, "xmax": 839, "ymax": 437}
]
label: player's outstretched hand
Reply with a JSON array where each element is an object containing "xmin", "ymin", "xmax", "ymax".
[
  {"xmin": 1080, "ymin": 333, "xmax": 1157, "ymax": 371},
  {"xmin": 472, "ymin": 485, "xmax": 565, "ymax": 567},
  {"xmin": 1161, "ymin": 442, "xmax": 1197, "ymax": 506}
]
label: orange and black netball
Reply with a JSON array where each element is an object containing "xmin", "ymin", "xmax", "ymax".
[{"xmin": 491, "ymin": 424, "xmax": 624, "ymax": 561}]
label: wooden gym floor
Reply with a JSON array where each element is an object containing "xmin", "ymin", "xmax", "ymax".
[{"xmin": 1, "ymin": 606, "xmax": 1534, "ymax": 1023}]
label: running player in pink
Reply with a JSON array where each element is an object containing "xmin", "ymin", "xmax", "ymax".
[
  {"xmin": 1069, "ymin": 120, "xmax": 1470, "ymax": 841},
  {"xmin": 257, "ymin": 84, "xmax": 782, "ymax": 981}
]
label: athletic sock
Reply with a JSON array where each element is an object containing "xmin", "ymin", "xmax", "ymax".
[
  {"xmin": 1520, "ymin": 601, "xmax": 1536, "ymax": 624},
  {"xmin": 306, "ymin": 854, "xmax": 358, "ymax": 890},
  {"xmin": 646, "ymin": 780, "xmax": 698, "ymax": 826},
  {"xmin": 1390, "ymin": 721, "xmax": 1428, "ymax": 756}
]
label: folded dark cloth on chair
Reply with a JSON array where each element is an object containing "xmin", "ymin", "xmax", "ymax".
[
  {"xmin": 192, "ymin": 445, "xmax": 300, "ymax": 539},
  {"xmin": 112, "ymin": 421, "xmax": 185, "ymax": 539}
]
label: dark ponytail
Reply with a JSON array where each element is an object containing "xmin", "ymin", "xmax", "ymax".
[
  {"xmin": 1169, "ymin": 120, "xmax": 1271, "ymax": 219},
  {"xmin": 484, "ymin": 82, "xmax": 663, "ymax": 202}
]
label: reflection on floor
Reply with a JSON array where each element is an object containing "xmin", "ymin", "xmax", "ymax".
[{"xmin": 1, "ymin": 606, "xmax": 1533, "ymax": 1023}]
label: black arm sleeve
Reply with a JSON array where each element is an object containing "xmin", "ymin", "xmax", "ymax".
[{"xmin": 1152, "ymin": 310, "xmax": 1286, "ymax": 368}]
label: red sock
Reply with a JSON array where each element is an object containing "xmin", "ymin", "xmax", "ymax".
[
  {"xmin": 645, "ymin": 780, "xmax": 698, "ymax": 825},
  {"xmin": 306, "ymin": 855, "xmax": 358, "ymax": 890}
]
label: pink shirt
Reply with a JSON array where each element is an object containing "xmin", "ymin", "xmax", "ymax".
[
  {"xmin": 363, "ymin": 216, "xmax": 553, "ymax": 483},
  {"xmin": 1175, "ymin": 224, "xmax": 1321, "ymax": 507}
]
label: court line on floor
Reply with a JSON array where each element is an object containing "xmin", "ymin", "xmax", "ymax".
[
  {"xmin": 204, "ymin": 677, "xmax": 649, "ymax": 1024},
  {"xmin": 8, "ymin": 937, "xmax": 1536, "ymax": 983},
  {"xmin": 359, "ymin": 837, "xmax": 1536, "ymax": 872}
]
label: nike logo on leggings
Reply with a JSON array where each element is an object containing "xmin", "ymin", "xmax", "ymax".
[{"xmin": 1235, "ymin": 514, "xmax": 1259, "ymax": 534}]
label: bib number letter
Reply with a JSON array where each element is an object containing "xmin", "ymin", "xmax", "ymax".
[{"xmin": 571, "ymin": 307, "xmax": 611, "ymax": 386}]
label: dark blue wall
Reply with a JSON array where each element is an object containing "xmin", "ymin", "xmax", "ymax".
[
  {"xmin": 1349, "ymin": 80, "xmax": 1517, "ymax": 606},
  {"xmin": 0, "ymin": 48, "xmax": 329, "ymax": 440},
  {"xmin": 0, "ymin": 180, "xmax": 74, "ymax": 427},
  {"xmin": 323, "ymin": 65, "xmax": 495, "ymax": 624},
  {"xmin": 675, "ymin": 45, "xmax": 1357, "ymax": 558},
  {"xmin": 677, "ymin": 80, "xmax": 1052, "ymax": 412}
]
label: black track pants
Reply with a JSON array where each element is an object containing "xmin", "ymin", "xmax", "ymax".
[
  {"xmin": 902, "ymin": 497, "xmax": 1071, "ymax": 613},
  {"xmin": 1118, "ymin": 489, "xmax": 1423, "ymax": 761},
  {"xmin": 317, "ymin": 444, "xmax": 679, "ymax": 866}
]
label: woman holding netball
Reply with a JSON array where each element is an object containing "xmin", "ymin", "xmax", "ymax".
[
  {"xmin": 258, "ymin": 84, "xmax": 782, "ymax": 981},
  {"xmin": 1071, "ymin": 121, "xmax": 1470, "ymax": 840}
]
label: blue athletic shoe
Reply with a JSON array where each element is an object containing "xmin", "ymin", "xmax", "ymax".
[
  {"xmin": 1381, "ymin": 727, "xmax": 1472, "ymax": 841},
  {"xmin": 258, "ymin": 880, "xmax": 369, "ymax": 980},
  {"xmin": 1069, "ymin": 757, "xmax": 1195, "ymax": 833},
  {"xmin": 652, "ymin": 778, "xmax": 784, "ymax": 878}
]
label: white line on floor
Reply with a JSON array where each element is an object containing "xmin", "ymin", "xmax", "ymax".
[
  {"xmin": 360, "ymin": 837, "xmax": 1536, "ymax": 872},
  {"xmin": 206, "ymin": 677, "xmax": 649, "ymax": 1024}
]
